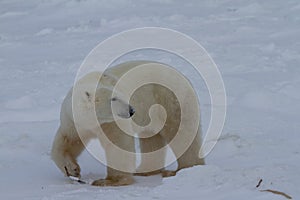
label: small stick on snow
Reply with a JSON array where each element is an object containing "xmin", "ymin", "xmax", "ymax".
[
  {"xmin": 68, "ymin": 175, "xmax": 86, "ymax": 184},
  {"xmin": 256, "ymin": 179, "xmax": 263, "ymax": 188},
  {"xmin": 64, "ymin": 166, "xmax": 86, "ymax": 184},
  {"xmin": 260, "ymin": 189, "xmax": 292, "ymax": 199}
]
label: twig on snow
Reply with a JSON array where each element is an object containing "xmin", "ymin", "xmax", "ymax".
[
  {"xmin": 256, "ymin": 179, "xmax": 263, "ymax": 188},
  {"xmin": 260, "ymin": 189, "xmax": 292, "ymax": 199}
]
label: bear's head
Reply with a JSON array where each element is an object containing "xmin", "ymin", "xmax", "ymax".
[
  {"xmin": 94, "ymin": 86, "xmax": 135, "ymax": 123},
  {"xmin": 72, "ymin": 71, "xmax": 135, "ymax": 126}
]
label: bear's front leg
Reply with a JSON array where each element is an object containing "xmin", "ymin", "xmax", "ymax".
[
  {"xmin": 92, "ymin": 122, "xmax": 136, "ymax": 186},
  {"xmin": 51, "ymin": 126, "xmax": 85, "ymax": 178},
  {"xmin": 92, "ymin": 167, "xmax": 134, "ymax": 186},
  {"xmin": 135, "ymin": 133, "xmax": 166, "ymax": 176}
]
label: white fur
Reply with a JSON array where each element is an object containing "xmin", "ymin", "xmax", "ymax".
[{"xmin": 51, "ymin": 61, "xmax": 204, "ymax": 186}]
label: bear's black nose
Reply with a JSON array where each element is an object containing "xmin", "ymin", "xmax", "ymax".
[{"xmin": 129, "ymin": 106, "xmax": 135, "ymax": 117}]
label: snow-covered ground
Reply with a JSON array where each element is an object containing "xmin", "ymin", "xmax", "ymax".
[{"xmin": 1, "ymin": 0, "xmax": 300, "ymax": 199}]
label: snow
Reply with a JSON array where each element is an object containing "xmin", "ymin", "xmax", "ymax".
[{"xmin": 1, "ymin": 0, "xmax": 300, "ymax": 199}]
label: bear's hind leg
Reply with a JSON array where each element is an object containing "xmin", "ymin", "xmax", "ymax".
[
  {"xmin": 176, "ymin": 129, "xmax": 205, "ymax": 171},
  {"xmin": 162, "ymin": 128, "xmax": 205, "ymax": 177}
]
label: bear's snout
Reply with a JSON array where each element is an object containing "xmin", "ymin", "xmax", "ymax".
[{"xmin": 129, "ymin": 106, "xmax": 135, "ymax": 117}]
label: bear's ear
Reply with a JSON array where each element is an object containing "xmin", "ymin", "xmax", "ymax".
[
  {"xmin": 85, "ymin": 91, "xmax": 92, "ymax": 102},
  {"xmin": 85, "ymin": 90, "xmax": 101, "ymax": 103},
  {"xmin": 100, "ymin": 73, "xmax": 118, "ymax": 86}
]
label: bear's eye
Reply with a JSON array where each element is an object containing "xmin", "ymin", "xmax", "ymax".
[{"xmin": 111, "ymin": 97, "xmax": 117, "ymax": 101}]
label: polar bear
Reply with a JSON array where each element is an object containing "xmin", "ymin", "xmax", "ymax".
[
  {"xmin": 51, "ymin": 61, "xmax": 204, "ymax": 186},
  {"xmin": 51, "ymin": 71, "xmax": 136, "ymax": 186}
]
